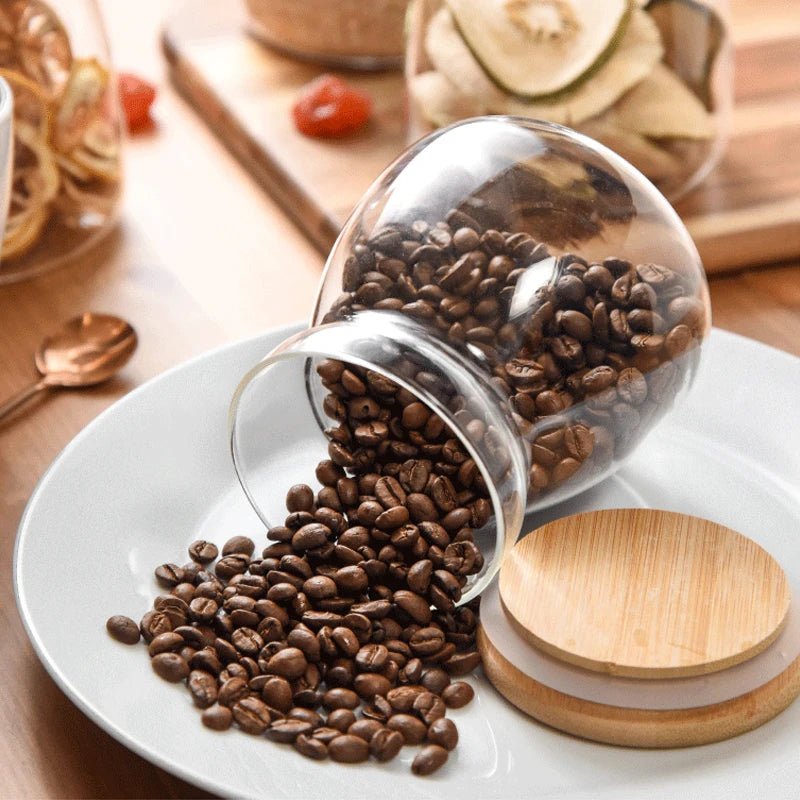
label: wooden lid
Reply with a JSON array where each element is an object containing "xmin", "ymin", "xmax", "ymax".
[{"xmin": 499, "ymin": 509, "xmax": 791, "ymax": 679}]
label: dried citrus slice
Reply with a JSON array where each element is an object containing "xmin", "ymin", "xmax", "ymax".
[
  {"xmin": 0, "ymin": 67, "xmax": 52, "ymax": 134},
  {"xmin": 14, "ymin": 118, "xmax": 60, "ymax": 203},
  {"xmin": 445, "ymin": 0, "xmax": 631, "ymax": 99},
  {"xmin": 15, "ymin": 0, "xmax": 72, "ymax": 96},
  {"xmin": 53, "ymin": 57, "xmax": 109, "ymax": 153}
]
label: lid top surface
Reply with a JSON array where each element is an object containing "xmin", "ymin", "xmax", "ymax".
[{"xmin": 499, "ymin": 508, "xmax": 791, "ymax": 678}]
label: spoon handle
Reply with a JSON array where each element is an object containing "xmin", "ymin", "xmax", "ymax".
[{"xmin": 0, "ymin": 379, "xmax": 49, "ymax": 423}]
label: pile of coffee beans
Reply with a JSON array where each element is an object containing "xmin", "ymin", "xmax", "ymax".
[
  {"xmin": 108, "ymin": 359, "xmax": 491, "ymax": 775},
  {"xmin": 322, "ymin": 210, "xmax": 705, "ymax": 501}
]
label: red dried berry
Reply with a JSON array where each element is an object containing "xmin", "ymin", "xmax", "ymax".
[
  {"xmin": 292, "ymin": 74, "xmax": 371, "ymax": 139},
  {"xmin": 118, "ymin": 72, "xmax": 156, "ymax": 131}
]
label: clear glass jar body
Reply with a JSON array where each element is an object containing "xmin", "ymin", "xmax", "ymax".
[
  {"xmin": 231, "ymin": 117, "xmax": 710, "ymax": 600},
  {"xmin": 406, "ymin": 0, "xmax": 732, "ymax": 200},
  {"xmin": 0, "ymin": 0, "xmax": 123, "ymax": 284},
  {"xmin": 245, "ymin": 0, "xmax": 411, "ymax": 70}
]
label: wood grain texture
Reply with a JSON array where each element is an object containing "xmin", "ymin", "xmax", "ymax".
[
  {"xmin": 499, "ymin": 509, "xmax": 791, "ymax": 679},
  {"xmin": 161, "ymin": 0, "xmax": 800, "ymax": 273},
  {"xmin": 0, "ymin": 0, "xmax": 797, "ymax": 797},
  {"xmin": 477, "ymin": 624, "xmax": 800, "ymax": 749}
]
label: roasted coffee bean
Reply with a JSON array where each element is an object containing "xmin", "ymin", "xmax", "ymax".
[
  {"xmin": 427, "ymin": 717, "xmax": 458, "ymax": 750},
  {"xmin": 151, "ymin": 652, "xmax": 189, "ymax": 683},
  {"xmin": 154, "ymin": 564, "xmax": 185, "ymax": 588},
  {"xmin": 232, "ymin": 696, "xmax": 271, "ymax": 734},
  {"xmin": 409, "ymin": 627, "xmax": 446, "ymax": 657},
  {"xmin": 355, "ymin": 643, "xmax": 389, "ymax": 672},
  {"xmin": 286, "ymin": 484, "xmax": 315, "ymax": 513},
  {"xmin": 443, "ymin": 650, "xmax": 482, "ymax": 676},
  {"xmin": 188, "ymin": 540, "xmax": 219, "ymax": 564},
  {"xmin": 393, "ymin": 590, "xmax": 432, "ymax": 625},
  {"xmin": 266, "ymin": 718, "xmax": 314, "ymax": 743},
  {"xmin": 222, "ymin": 536, "xmax": 255, "ymax": 557},
  {"xmin": 334, "ymin": 566, "xmax": 369, "ymax": 594},
  {"xmin": 294, "ymin": 734, "xmax": 328, "ymax": 760},
  {"xmin": 412, "ymin": 744, "xmax": 449, "ymax": 775},
  {"xmin": 106, "ymin": 615, "xmax": 140, "ymax": 645},
  {"xmin": 266, "ymin": 648, "xmax": 308, "ymax": 680},
  {"xmin": 370, "ymin": 727, "xmax": 404, "ymax": 762},
  {"xmin": 329, "ymin": 734, "xmax": 370, "ymax": 763},
  {"xmin": 148, "ymin": 632, "xmax": 185, "ymax": 657},
  {"xmin": 387, "ymin": 685, "xmax": 426, "ymax": 713},
  {"xmin": 442, "ymin": 681, "xmax": 474, "ymax": 708},
  {"xmin": 201, "ymin": 704, "xmax": 232, "ymax": 731},
  {"xmin": 188, "ymin": 670, "xmax": 219, "ymax": 708},
  {"xmin": 353, "ymin": 673, "xmax": 392, "ymax": 699},
  {"xmin": 387, "ymin": 713, "xmax": 427, "ymax": 745},
  {"xmin": 218, "ymin": 676, "xmax": 249, "ymax": 707},
  {"xmin": 303, "ymin": 575, "xmax": 337, "ymax": 600},
  {"xmin": 413, "ymin": 691, "xmax": 446, "ymax": 724},
  {"xmin": 326, "ymin": 708, "xmax": 356, "ymax": 732},
  {"xmin": 215, "ymin": 555, "xmax": 250, "ymax": 580},
  {"xmin": 261, "ymin": 676, "xmax": 293, "ymax": 712},
  {"xmin": 348, "ymin": 718, "xmax": 384, "ymax": 741},
  {"xmin": 322, "ymin": 687, "xmax": 359, "ymax": 710},
  {"xmin": 331, "ymin": 626, "xmax": 360, "ymax": 657},
  {"xmin": 292, "ymin": 524, "xmax": 330, "ymax": 552}
]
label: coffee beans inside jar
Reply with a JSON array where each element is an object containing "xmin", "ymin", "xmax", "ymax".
[
  {"xmin": 108, "ymin": 355, "xmax": 492, "ymax": 775},
  {"xmin": 321, "ymin": 208, "xmax": 705, "ymax": 505}
]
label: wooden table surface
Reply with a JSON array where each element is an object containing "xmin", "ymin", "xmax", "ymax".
[{"xmin": 0, "ymin": 1, "xmax": 798, "ymax": 797}]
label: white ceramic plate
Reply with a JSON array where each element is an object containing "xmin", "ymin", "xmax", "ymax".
[{"xmin": 15, "ymin": 324, "xmax": 800, "ymax": 800}]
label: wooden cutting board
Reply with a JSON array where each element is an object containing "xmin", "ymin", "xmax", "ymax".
[{"xmin": 162, "ymin": 0, "xmax": 800, "ymax": 274}]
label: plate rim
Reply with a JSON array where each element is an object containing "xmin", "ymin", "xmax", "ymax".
[{"xmin": 12, "ymin": 324, "xmax": 800, "ymax": 798}]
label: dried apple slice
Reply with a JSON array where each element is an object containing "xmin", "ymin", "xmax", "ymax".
[
  {"xmin": 612, "ymin": 62, "xmax": 714, "ymax": 139},
  {"xmin": 426, "ymin": 7, "xmax": 663, "ymax": 126},
  {"xmin": 646, "ymin": 0, "xmax": 725, "ymax": 109},
  {"xmin": 410, "ymin": 71, "xmax": 487, "ymax": 128},
  {"xmin": 445, "ymin": 0, "xmax": 631, "ymax": 99},
  {"xmin": 0, "ymin": 67, "xmax": 51, "ymax": 134},
  {"xmin": 53, "ymin": 57, "xmax": 109, "ymax": 153}
]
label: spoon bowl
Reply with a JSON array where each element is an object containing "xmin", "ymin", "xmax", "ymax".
[{"xmin": 36, "ymin": 312, "xmax": 138, "ymax": 388}]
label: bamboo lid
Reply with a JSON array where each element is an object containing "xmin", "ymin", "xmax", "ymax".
[{"xmin": 499, "ymin": 509, "xmax": 791, "ymax": 679}]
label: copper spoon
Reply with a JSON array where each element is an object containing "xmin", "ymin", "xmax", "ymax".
[{"xmin": 0, "ymin": 313, "xmax": 138, "ymax": 422}]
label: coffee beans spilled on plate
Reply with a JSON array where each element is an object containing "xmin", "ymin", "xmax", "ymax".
[{"xmin": 108, "ymin": 358, "xmax": 489, "ymax": 775}]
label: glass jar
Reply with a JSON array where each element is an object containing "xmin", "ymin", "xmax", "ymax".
[
  {"xmin": 245, "ymin": 0, "xmax": 411, "ymax": 70},
  {"xmin": 231, "ymin": 118, "xmax": 710, "ymax": 599},
  {"xmin": 406, "ymin": 0, "xmax": 732, "ymax": 201},
  {"xmin": 0, "ymin": 0, "xmax": 123, "ymax": 284}
]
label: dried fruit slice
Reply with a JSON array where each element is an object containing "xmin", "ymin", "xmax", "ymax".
[
  {"xmin": 646, "ymin": 0, "xmax": 725, "ymax": 109},
  {"xmin": 612, "ymin": 62, "xmax": 714, "ymax": 139},
  {"xmin": 53, "ymin": 57, "xmax": 109, "ymax": 153},
  {"xmin": 426, "ymin": 7, "xmax": 663, "ymax": 126},
  {"xmin": 579, "ymin": 111, "xmax": 680, "ymax": 180},
  {"xmin": 292, "ymin": 74, "xmax": 372, "ymax": 138},
  {"xmin": 445, "ymin": 0, "xmax": 631, "ymax": 98},
  {"xmin": 16, "ymin": 0, "xmax": 72, "ymax": 96},
  {"xmin": 0, "ymin": 67, "xmax": 51, "ymax": 134},
  {"xmin": 409, "ymin": 71, "xmax": 486, "ymax": 128},
  {"xmin": 118, "ymin": 72, "xmax": 156, "ymax": 131}
]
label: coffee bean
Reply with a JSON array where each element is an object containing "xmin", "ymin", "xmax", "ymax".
[
  {"xmin": 154, "ymin": 564, "xmax": 185, "ymax": 588},
  {"xmin": 266, "ymin": 718, "xmax": 314, "ymax": 743},
  {"xmin": 441, "ymin": 681, "xmax": 473, "ymax": 709},
  {"xmin": 222, "ymin": 536, "xmax": 255, "ymax": 557},
  {"xmin": 201, "ymin": 704, "xmax": 232, "ymax": 731},
  {"xmin": 294, "ymin": 734, "xmax": 328, "ymax": 760},
  {"xmin": 374, "ymin": 476, "xmax": 407, "ymax": 508},
  {"xmin": 148, "ymin": 632, "xmax": 185, "ymax": 657},
  {"xmin": 329, "ymin": 734, "xmax": 369, "ymax": 763},
  {"xmin": 151, "ymin": 652, "xmax": 189, "ymax": 683},
  {"xmin": 326, "ymin": 708, "xmax": 356, "ymax": 732},
  {"xmin": 188, "ymin": 670, "xmax": 219, "ymax": 708},
  {"xmin": 323, "ymin": 687, "xmax": 359, "ymax": 710},
  {"xmin": 266, "ymin": 648, "xmax": 308, "ymax": 680},
  {"xmin": 393, "ymin": 590, "xmax": 432, "ymax": 625},
  {"xmin": 413, "ymin": 691, "xmax": 446, "ymax": 724},
  {"xmin": 286, "ymin": 484, "xmax": 315, "ymax": 513},
  {"xmin": 443, "ymin": 650, "xmax": 481, "ymax": 676},
  {"xmin": 232, "ymin": 696, "xmax": 271, "ymax": 734},
  {"xmin": 427, "ymin": 717, "xmax": 458, "ymax": 750},
  {"xmin": 387, "ymin": 713, "xmax": 427, "ymax": 745},
  {"xmin": 303, "ymin": 575, "xmax": 337, "ymax": 600},
  {"xmin": 410, "ymin": 627, "xmax": 446, "ymax": 657},
  {"xmin": 188, "ymin": 540, "xmax": 219, "ymax": 564},
  {"xmin": 370, "ymin": 727, "xmax": 404, "ymax": 762},
  {"xmin": 292, "ymin": 524, "xmax": 330, "ymax": 552},
  {"xmin": 261, "ymin": 676, "xmax": 293, "ymax": 712},
  {"xmin": 106, "ymin": 615, "xmax": 140, "ymax": 645},
  {"xmin": 353, "ymin": 673, "xmax": 392, "ymax": 700},
  {"xmin": 412, "ymin": 744, "xmax": 449, "ymax": 775},
  {"xmin": 348, "ymin": 718, "xmax": 383, "ymax": 741}
]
